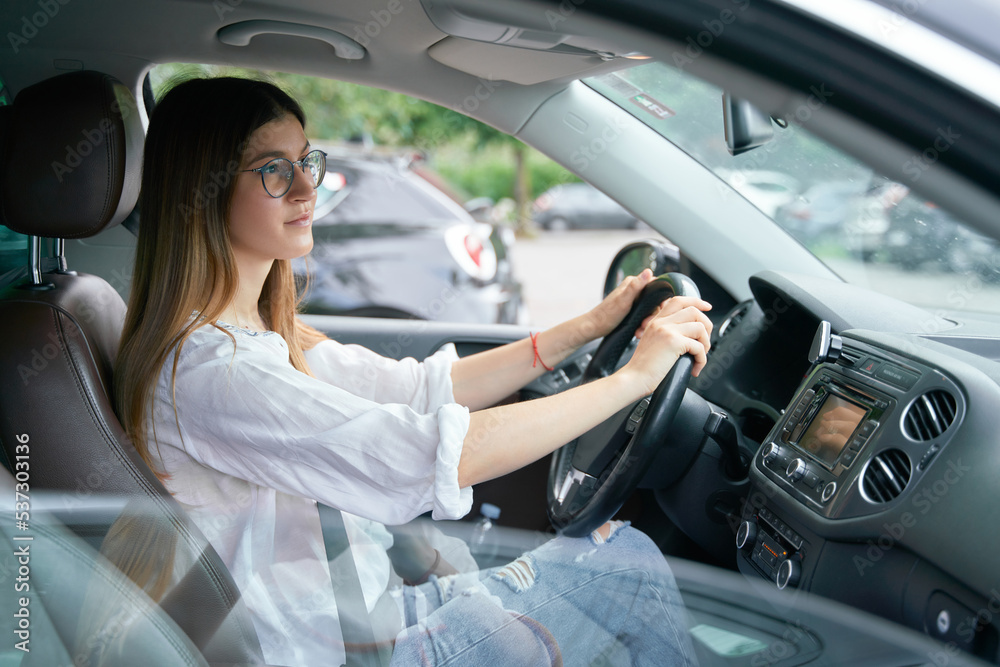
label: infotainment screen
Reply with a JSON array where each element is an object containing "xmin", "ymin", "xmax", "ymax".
[{"xmin": 795, "ymin": 394, "xmax": 868, "ymax": 466}]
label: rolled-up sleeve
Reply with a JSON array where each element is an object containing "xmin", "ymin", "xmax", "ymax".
[{"xmin": 157, "ymin": 329, "xmax": 472, "ymax": 524}]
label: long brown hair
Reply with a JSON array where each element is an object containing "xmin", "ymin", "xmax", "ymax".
[{"xmin": 114, "ymin": 76, "xmax": 327, "ymax": 476}]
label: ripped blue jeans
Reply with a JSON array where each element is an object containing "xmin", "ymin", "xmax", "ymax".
[{"xmin": 390, "ymin": 523, "xmax": 697, "ymax": 666}]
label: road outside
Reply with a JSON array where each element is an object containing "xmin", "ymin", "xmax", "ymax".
[{"xmin": 511, "ymin": 228, "xmax": 663, "ymax": 329}]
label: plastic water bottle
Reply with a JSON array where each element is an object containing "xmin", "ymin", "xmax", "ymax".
[{"xmin": 469, "ymin": 503, "xmax": 501, "ymax": 566}]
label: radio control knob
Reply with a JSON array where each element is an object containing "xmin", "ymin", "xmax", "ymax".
[
  {"xmin": 786, "ymin": 458, "xmax": 807, "ymax": 482},
  {"xmin": 821, "ymin": 481, "xmax": 837, "ymax": 503},
  {"xmin": 776, "ymin": 558, "xmax": 801, "ymax": 590},
  {"xmin": 762, "ymin": 443, "xmax": 781, "ymax": 465},
  {"xmin": 736, "ymin": 521, "xmax": 757, "ymax": 550}
]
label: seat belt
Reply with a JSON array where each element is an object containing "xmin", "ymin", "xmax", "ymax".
[{"xmin": 317, "ymin": 503, "xmax": 392, "ymax": 667}]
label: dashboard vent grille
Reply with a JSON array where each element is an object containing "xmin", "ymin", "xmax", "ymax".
[
  {"xmin": 903, "ymin": 390, "xmax": 957, "ymax": 441},
  {"xmin": 713, "ymin": 301, "xmax": 752, "ymax": 351},
  {"xmin": 862, "ymin": 449, "xmax": 912, "ymax": 503},
  {"xmin": 838, "ymin": 348, "xmax": 863, "ymax": 367}
]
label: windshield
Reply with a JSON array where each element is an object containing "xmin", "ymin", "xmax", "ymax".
[{"xmin": 586, "ymin": 62, "xmax": 1000, "ymax": 316}]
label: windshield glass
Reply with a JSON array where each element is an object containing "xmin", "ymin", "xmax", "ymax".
[{"xmin": 586, "ymin": 62, "xmax": 1000, "ymax": 316}]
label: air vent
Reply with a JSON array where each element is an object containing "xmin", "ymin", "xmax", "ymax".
[
  {"xmin": 903, "ymin": 390, "xmax": 958, "ymax": 441},
  {"xmin": 862, "ymin": 449, "xmax": 912, "ymax": 503},
  {"xmin": 838, "ymin": 347, "xmax": 863, "ymax": 367},
  {"xmin": 714, "ymin": 300, "xmax": 752, "ymax": 346}
]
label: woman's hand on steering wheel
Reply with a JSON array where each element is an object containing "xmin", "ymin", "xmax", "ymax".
[
  {"xmin": 586, "ymin": 268, "xmax": 713, "ymax": 342},
  {"xmin": 620, "ymin": 303, "xmax": 714, "ymax": 397}
]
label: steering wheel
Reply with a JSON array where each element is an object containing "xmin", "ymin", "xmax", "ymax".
[{"xmin": 547, "ymin": 272, "xmax": 701, "ymax": 537}]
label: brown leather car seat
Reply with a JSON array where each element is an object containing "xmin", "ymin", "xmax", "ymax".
[{"xmin": 0, "ymin": 70, "xmax": 266, "ymax": 666}]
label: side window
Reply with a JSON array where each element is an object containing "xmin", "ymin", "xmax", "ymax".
[
  {"xmin": 0, "ymin": 76, "xmax": 29, "ymax": 282},
  {"xmin": 149, "ymin": 63, "xmax": 667, "ymax": 327},
  {"xmin": 0, "ymin": 227, "xmax": 29, "ymax": 282}
]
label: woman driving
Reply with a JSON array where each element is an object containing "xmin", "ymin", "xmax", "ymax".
[{"xmin": 113, "ymin": 76, "xmax": 711, "ymax": 666}]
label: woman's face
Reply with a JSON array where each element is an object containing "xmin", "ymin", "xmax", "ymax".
[{"xmin": 228, "ymin": 114, "xmax": 317, "ymax": 265}]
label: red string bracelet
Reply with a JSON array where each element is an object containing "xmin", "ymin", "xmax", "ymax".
[{"xmin": 530, "ymin": 332, "xmax": 554, "ymax": 371}]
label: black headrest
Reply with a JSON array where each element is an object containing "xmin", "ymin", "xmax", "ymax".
[{"xmin": 1, "ymin": 70, "xmax": 142, "ymax": 239}]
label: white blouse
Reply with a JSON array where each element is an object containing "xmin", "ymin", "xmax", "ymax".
[{"xmin": 147, "ymin": 321, "xmax": 473, "ymax": 666}]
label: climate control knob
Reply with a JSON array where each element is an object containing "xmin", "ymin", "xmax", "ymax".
[
  {"xmin": 776, "ymin": 558, "xmax": 801, "ymax": 590},
  {"xmin": 736, "ymin": 521, "xmax": 757, "ymax": 550},
  {"xmin": 786, "ymin": 458, "xmax": 807, "ymax": 482},
  {"xmin": 762, "ymin": 443, "xmax": 781, "ymax": 465}
]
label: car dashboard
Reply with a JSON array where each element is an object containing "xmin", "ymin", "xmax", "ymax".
[{"xmin": 693, "ymin": 270, "xmax": 1000, "ymax": 660}]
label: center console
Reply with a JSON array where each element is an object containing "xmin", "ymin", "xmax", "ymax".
[{"xmin": 735, "ymin": 326, "xmax": 964, "ymax": 591}]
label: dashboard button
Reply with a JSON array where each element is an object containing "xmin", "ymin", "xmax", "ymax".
[
  {"xmin": 821, "ymin": 481, "xmax": 837, "ymax": 503},
  {"xmin": 736, "ymin": 521, "xmax": 757, "ymax": 550},
  {"xmin": 918, "ymin": 444, "xmax": 941, "ymax": 470},
  {"xmin": 848, "ymin": 436, "xmax": 867, "ymax": 452},
  {"xmin": 803, "ymin": 471, "xmax": 819, "ymax": 488},
  {"xmin": 776, "ymin": 558, "xmax": 801, "ymax": 590},
  {"xmin": 762, "ymin": 443, "xmax": 781, "ymax": 466},
  {"xmin": 841, "ymin": 450, "xmax": 858, "ymax": 466},
  {"xmin": 876, "ymin": 364, "xmax": 919, "ymax": 390},
  {"xmin": 858, "ymin": 358, "xmax": 880, "ymax": 375},
  {"xmin": 859, "ymin": 420, "xmax": 878, "ymax": 436},
  {"xmin": 786, "ymin": 458, "xmax": 807, "ymax": 482}
]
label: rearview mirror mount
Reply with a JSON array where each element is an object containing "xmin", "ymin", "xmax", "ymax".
[{"xmin": 723, "ymin": 92, "xmax": 775, "ymax": 156}]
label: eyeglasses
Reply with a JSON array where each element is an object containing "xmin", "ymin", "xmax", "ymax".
[{"xmin": 242, "ymin": 149, "xmax": 327, "ymax": 198}]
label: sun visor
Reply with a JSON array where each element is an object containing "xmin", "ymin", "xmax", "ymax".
[
  {"xmin": 421, "ymin": 0, "xmax": 648, "ymax": 84},
  {"xmin": 429, "ymin": 37, "xmax": 615, "ymax": 85}
]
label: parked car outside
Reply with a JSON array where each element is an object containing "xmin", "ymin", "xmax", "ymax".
[
  {"xmin": 775, "ymin": 180, "xmax": 869, "ymax": 243},
  {"xmin": 718, "ymin": 169, "xmax": 801, "ymax": 218},
  {"xmin": 841, "ymin": 178, "xmax": 909, "ymax": 260},
  {"xmin": 532, "ymin": 182, "xmax": 644, "ymax": 230},
  {"xmin": 775, "ymin": 177, "xmax": 911, "ymax": 261},
  {"xmin": 296, "ymin": 147, "xmax": 523, "ymax": 324},
  {"xmin": 883, "ymin": 195, "xmax": 1000, "ymax": 278}
]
